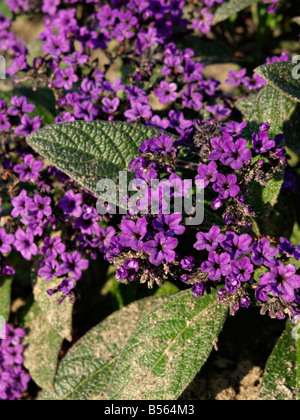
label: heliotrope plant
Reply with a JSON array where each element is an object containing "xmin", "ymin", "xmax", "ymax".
[
  {"xmin": 103, "ymin": 120, "xmax": 300, "ymax": 321},
  {"xmin": 0, "ymin": 0, "xmax": 300, "ymax": 402}
]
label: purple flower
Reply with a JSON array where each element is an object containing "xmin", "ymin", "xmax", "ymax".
[
  {"xmin": 136, "ymin": 28, "xmax": 164, "ymax": 53},
  {"xmin": 194, "ymin": 226, "xmax": 226, "ymax": 252},
  {"xmin": 7, "ymin": 55, "xmax": 27, "ymax": 76},
  {"xmin": 153, "ymin": 213, "xmax": 185, "ymax": 236},
  {"xmin": 192, "ymin": 282, "xmax": 206, "ymax": 298},
  {"xmin": 181, "ymin": 84, "xmax": 203, "ymax": 110},
  {"xmin": 13, "ymin": 154, "xmax": 43, "ymax": 183},
  {"xmin": 11, "ymin": 190, "xmax": 32, "ymax": 218},
  {"xmin": 58, "ymin": 190, "xmax": 83, "ymax": 218},
  {"xmin": 0, "ymin": 228, "xmax": 15, "ymax": 254},
  {"xmin": 138, "ymin": 188, "xmax": 169, "ymax": 214},
  {"xmin": 40, "ymin": 237, "xmax": 66, "ymax": 258},
  {"xmin": 14, "ymin": 229, "xmax": 38, "ymax": 261},
  {"xmin": 102, "ymin": 97, "xmax": 120, "ymax": 114},
  {"xmin": 231, "ymin": 257, "xmax": 254, "ymax": 282},
  {"xmin": 201, "ymin": 252, "xmax": 232, "ymax": 281},
  {"xmin": 226, "ymin": 69, "xmax": 247, "ymax": 87},
  {"xmin": 0, "ymin": 113, "xmax": 11, "ymax": 131},
  {"xmin": 58, "ymin": 251, "xmax": 89, "ymax": 281},
  {"xmin": 116, "ymin": 267, "xmax": 129, "ymax": 281},
  {"xmin": 14, "ymin": 115, "xmax": 42, "ymax": 137},
  {"xmin": 62, "ymin": 52, "xmax": 89, "ymax": 67},
  {"xmin": 148, "ymin": 134, "xmax": 174, "ymax": 154},
  {"xmin": 221, "ymin": 138, "xmax": 252, "ymax": 170},
  {"xmin": 206, "ymin": 104, "xmax": 231, "ymax": 120},
  {"xmin": 181, "ymin": 256, "xmax": 196, "ymax": 270},
  {"xmin": 209, "ymin": 136, "xmax": 225, "ymax": 161},
  {"xmin": 161, "ymin": 55, "xmax": 184, "ymax": 76},
  {"xmin": 252, "ymin": 132, "xmax": 275, "ymax": 154},
  {"xmin": 192, "ymin": 8, "xmax": 213, "ymax": 34},
  {"xmin": 38, "ymin": 258, "xmax": 59, "ymax": 282},
  {"xmin": 259, "ymin": 262, "xmax": 300, "ymax": 303},
  {"xmin": 53, "ymin": 68, "xmax": 79, "ymax": 90},
  {"xmin": 223, "ymin": 121, "xmax": 248, "ymax": 138},
  {"xmin": 143, "ymin": 233, "xmax": 178, "ymax": 266},
  {"xmin": 74, "ymin": 101, "xmax": 99, "ymax": 121},
  {"xmin": 161, "ymin": 174, "xmax": 192, "ymax": 198},
  {"xmin": 251, "ymin": 238, "xmax": 279, "ymax": 268},
  {"xmin": 41, "ymin": 0, "xmax": 60, "ymax": 15},
  {"xmin": 168, "ymin": 110, "xmax": 193, "ymax": 133},
  {"xmin": 57, "ymin": 278, "xmax": 75, "ymax": 296},
  {"xmin": 124, "ymin": 103, "xmax": 152, "ymax": 120},
  {"xmin": 94, "ymin": 226, "xmax": 116, "ymax": 253},
  {"xmin": 124, "ymin": 258, "xmax": 140, "ymax": 272},
  {"xmin": 7, "ymin": 96, "xmax": 35, "ymax": 116},
  {"xmin": 97, "ymin": 5, "xmax": 119, "ymax": 27},
  {"xmin": 120, "ymin": 218, "xmax": 148, "ymax": 251},
  {"xmin": 204, "ymin": 0, "xmax": 223, "ymax": 5},
  {"xmin": 278, "ymin": 237, "xmax": 300, "ymax": 260},
  {"xmin": 28, "ymin": 194, "xmax": 52, "ymax": 219},
  {"xmin": 154, "ymin": 81, "xmax": 178, "ymax": 105},
  {"xmin": 3, "ymin": 325, "xmax": 26, "ymax": 347},
  {"xmin": 72, "ymin": 205, "xmax": 101, "ymax": 236},
  {"xmin": 195, "ymin": 161, "xmax": 218, "ymax": 188},
  {"xmin": 212, "ymin": 174, "xmax": 240, "ymax": 200},
  {"xmin": 221, "ymin": 232, "xmax": 252, "ymax": 258}
]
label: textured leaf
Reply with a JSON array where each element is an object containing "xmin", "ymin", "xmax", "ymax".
[
  {"xmin": 27, "ymin": 121, "xmax": 169, "ymax": 196},
  {"xmin": 214, "ymin": 0, "xmax": 257, "ymax": 23},
  {"xmin": 259, "ymin": 321, "xmax": 300, "ymax": 400},
  {"xmin": 33, "ymin": 276, "xmax": 73, "ymax": 342},
  {"xmin": 154, "ymin": 281, "xmax": 180, "ymax": 296},
  {"xmin": 108, "ymin": 290, "xmax": 228, "ymax": 400},
  {"xmin": 39, "ymin": 296, "xmax": 166, "ymax": 400},
  {"xmin": 23, "ymin": 302, "xmax": 64, "ymax": 391},
  {"xmin": 255, "ymin": 62, "xmax": 300, "ymax": 103},
  {"xmin": 0, "ymin": 277, "xmax": 12, "ymax": 322},
  {"xmin": 283, "ymin": 103, "xmax": 300, "ymax": 156},
  {"xmin": 236, "ymin": 84, "xmax": 298, "ymax": 138}
]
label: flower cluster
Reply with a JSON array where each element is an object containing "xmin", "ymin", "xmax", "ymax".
[
  {"xmin": 104, "ymin": 119, "xmax": 300, "ymax": 320},
  {"xmin": 0, "ymin": 324, "xmax": 30, "ymax": 401},
  {"xmin": 1, "ymin": 167, "xmax": 115, "ymax": 303}
]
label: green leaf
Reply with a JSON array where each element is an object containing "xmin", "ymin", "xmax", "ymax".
[
  {"xmin": 33, "ymin": 276, "xmax": 73, "ymax": 342},
  {"xmin": 259, "ymin": 321, "xmax": 300, "ymax": 400},
  {"xmin": 236, "ymin": 84, "xmax": 298, "ymax": 138},
  {"xmin": 39, "ymin": 296, "xmax": 166, "ymax": 400},
  {"xmin": 214, "ymin": 0, "xmax": 257, "ymax": 23},
  {"xmin": 154, "ymin": 281, "xmax": 180, "ymax": 296},
  {"xmin": 255, "ymin": 62, "xmax": 300, "ymax": 103},
  {"xmin": 0, "ymin": 277, "xmax": 13, "ymax": 323},
  {"xmin": 0, "ymin": 0, "xmax": 12, "ymax": 18},
  {"xmin": 23, "ymin": 302, "xmax": 64, "ymax": 391},
  {"xmin": 108, "ymin": 290, "xmax": 228, "ymax": 400},
  {"xmin": 27, "ymin": 121, "xmax": 170, "ymax": 196},
  {"xmin": 246, "ymin": 164, "xmax": 285, "ymax": 231}
]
